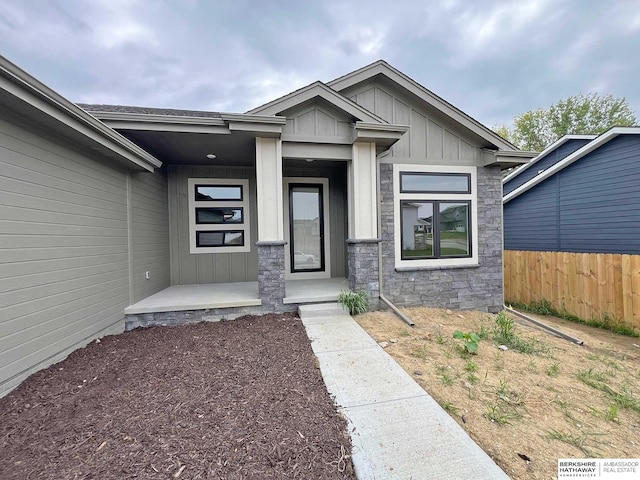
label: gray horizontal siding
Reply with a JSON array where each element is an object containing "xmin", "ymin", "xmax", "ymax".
[
  {"xmin": 0, "ymin": 116, "xmax": 129, "ymax": 395},
  {"xmin": 503, "ymin": 138, "xmax": 591, "ymax": 195},
  {"xmin": 130, "ymin": 169, "xmax": 171, "ymax": 301},
  {"xmin": 504, "ymin": 134, "xmax": 640, "ymax": 254}
]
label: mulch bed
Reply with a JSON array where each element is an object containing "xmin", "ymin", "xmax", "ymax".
[{"xmin": 0, "ymin": 313, "xmax": 356, "ymax": 479}]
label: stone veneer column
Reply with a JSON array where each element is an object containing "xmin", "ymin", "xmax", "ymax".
[
  {"xmin": 347, "ymin": 238, "xmax": 380, "ymax": 309},
  {"xmin": 256, "ymin": 241, "xmax": 286, "ymax": 312}
]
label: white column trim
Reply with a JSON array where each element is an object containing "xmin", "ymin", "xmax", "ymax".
[{"xmin": 255, "ymin": 137, "xmax": 284, "ymax": 242}]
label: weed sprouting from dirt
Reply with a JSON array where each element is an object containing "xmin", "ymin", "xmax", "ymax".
[{"xmin": 547, "ymin": 362, "xmax": 560, "ymax": 377}]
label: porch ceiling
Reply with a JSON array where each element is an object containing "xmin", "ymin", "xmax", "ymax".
[{"xmin": 117, "ymin": 129, "xmax": 258, "ymax": 166}]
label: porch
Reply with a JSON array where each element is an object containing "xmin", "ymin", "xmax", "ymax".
[{"xmin": 124, "ymin": 277, "xmax": 348, "ymax": 315}]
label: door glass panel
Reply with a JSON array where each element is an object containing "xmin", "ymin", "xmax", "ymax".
[{"xmin": 290, "ymin": 185, "xmax": 323, "ymax": 272}]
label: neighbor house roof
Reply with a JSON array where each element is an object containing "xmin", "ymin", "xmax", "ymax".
[
  {"xmin": 504, "ymin": 127, "xmax": 640, "ymax": 203},
  {"xmin": 502, "ymin": 134, "xmax": 597, "ymax": 184},
  {"xmin": 0, "ymin": 55, "xmax": 162, "ymax": 172}
]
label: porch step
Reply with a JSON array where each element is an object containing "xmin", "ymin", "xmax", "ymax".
[{"xmin": 298, "ymin": 302, "xmax": 349, "ymax": 319}]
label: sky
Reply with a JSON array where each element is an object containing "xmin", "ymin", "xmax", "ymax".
[{"xmin": 1, "ymin": 0, "xmax": 639, "ymax": 128}]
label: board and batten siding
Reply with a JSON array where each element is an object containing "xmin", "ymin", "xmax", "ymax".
[
  {"xmin": 342, "ymin": 81, "xmax": 481, "ymax": 163},
  {"xmin": 503, "ymin": 138, "xmax": 592, "ymax": 196},
  {"xmin": 168, "ymin": 165, "xmax": 258, "ymax": 285},
  {"xmin": 0, "ymin": 116, "xmax": 130, "ymax": 395},
  {"xmin": 504, "ymin": 135, "xmax": 640, "ymax": 254},
  {"xmin": 129, "ymin": 169, "xmax": 171, "ymax": 302}
]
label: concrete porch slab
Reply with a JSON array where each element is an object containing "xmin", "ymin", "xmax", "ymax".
[{"xmin": 124, "ymin": 282, "xmax": 261, "ymax": 315}]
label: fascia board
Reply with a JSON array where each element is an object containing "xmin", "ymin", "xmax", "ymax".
[
  {"xmin": 502, "ymin": 134, "xmax": 597, "ymax": 184},
  {"xmin": 503, "ymin": 128, "xmax": 640, "ymax": 204},
  {"xmin": 485, "ymin": 149, "xmax": 537, "ymax": 168},
  {"xmin": 0, "ymin": 56, "xmax": 162, "ymax": 171},
  {"xmin": 247, "ymin": 82, "xmax": 386, "ymax": 124},
  {"xmin": 329, "ymin": 60, "xmax": 517, "ymax": 151},
  {"xmin": 90, "ymin": 111, "xmax": 226, "ymax": 126},
  {"xmin": 220, "ymin": 113, "xmax": 287, "ymax": 125}
]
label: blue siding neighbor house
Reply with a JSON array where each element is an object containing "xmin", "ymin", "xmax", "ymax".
[{"xmin": 503, "ymin": 127, "xmax": 640, "ymax": 254}]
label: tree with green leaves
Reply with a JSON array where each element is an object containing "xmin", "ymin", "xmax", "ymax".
[{"xmin": 496, "ymin": 93, "xmax": 637, "ymax": 152}]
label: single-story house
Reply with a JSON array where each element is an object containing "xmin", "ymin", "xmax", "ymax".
[
  {"xmin": 1, "ymin": 55, "xmax": 532, "ymax": 396},
  {"xmin": 503, "ymin": 127, "xmax": 640, "ymax": 253}
]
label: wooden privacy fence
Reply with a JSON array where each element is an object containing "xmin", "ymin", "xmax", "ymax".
[{"xmin": 504, "ymin": 250, "xmax": 640, "ymax": 330}]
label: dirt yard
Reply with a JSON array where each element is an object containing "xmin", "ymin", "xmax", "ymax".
[
  {"xmin": 356, "ymin": 307, "xmax": 640, "ymax": 480},
  {"xmin": 0, "ymin": 313, "xmax": 356, "ymax": 480}
]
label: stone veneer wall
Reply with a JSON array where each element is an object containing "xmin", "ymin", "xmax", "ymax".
[
  {"xmin": 347, "ymin": 239, "xmax": 380, "ymax": 309},
  {"xmin": 379, "ymin": 163, "xmax": 503, "ymax": 313},
  {"xmin": 256, "ymin": 241, "xmax": 287, "ymax": 312}
]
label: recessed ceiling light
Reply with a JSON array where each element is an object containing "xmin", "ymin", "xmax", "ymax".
[
  {"xmin": 305, "ymin": 158, "xmax": 314, "ymax": 163},
  {"xmin": 206, "ymin": 154, "xmax": 217, "ymax": 159}
]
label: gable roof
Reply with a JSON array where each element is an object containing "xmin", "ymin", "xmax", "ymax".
[
  {"xmin": 328, "ymin": 60, "xmax": 517, "ymax": 151},
  {"xmin": 247, "ymin": 81, "xmax": 387, "ymax": 124},
  {"xmin": 504, "ymin": 127, "xmax": 640, "ymax": 203},
  {"xmin": 502, "ymin": 134, "xmax": 596, "ymax": 185},
  {"xmin": 0, "ymin": 55, "xmax": 161, "ymax": 172}
]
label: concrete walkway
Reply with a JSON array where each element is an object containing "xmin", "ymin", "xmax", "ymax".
[{"xmin": 299, "ymin": 303, "xmax": 508, "ymax": 480}]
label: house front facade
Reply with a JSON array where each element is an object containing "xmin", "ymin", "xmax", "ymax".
[{"xmin": 1, "ymin": 56, "xmax": 530, "ymax": 395}]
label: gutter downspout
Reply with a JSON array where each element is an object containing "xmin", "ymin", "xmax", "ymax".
[
  {"xmin": 376, "ymin": 151, "xmax": 415, "ymax": 327},
  {"xmin": 503, "ymin": 304, "xmax": 584, "ymax": 345}
]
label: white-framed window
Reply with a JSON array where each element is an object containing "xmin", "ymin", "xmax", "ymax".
[
  {"xmin": 188, "ymin": 178, "xmax": 251, "ymax": 254},
  {"xmin": 393, "ymin": 165, "xmax": 478, "ymax": 268}
]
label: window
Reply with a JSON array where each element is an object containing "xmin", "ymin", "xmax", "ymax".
[
  {"xmin": 394, "ymin": 166, "xmax": 477, "ymax": 268},
  {"xmin": 188, "ymin": 178, "xmax": 250, "ymax": 254}
]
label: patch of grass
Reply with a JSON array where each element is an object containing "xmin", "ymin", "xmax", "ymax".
[
  {"xmin": 546, "ymin": 429, "xmax": 602, "ymax": 456},
  {"xmin": 434, "ymin": 326, "xmax": 447, "ymax": 345},
  {"xmin": 576, "ymin": 370, "xmax": 640, "ymax": 414},
  {"xmin": 493, "ymin": 311, "xmax": 552, "ymax": 356},
  {"xmin": 587, "ymin": 354, "xmax": 623, "ymax": 372},
  {"xmin": 525, "ymin": 360, "xmax": 538, "ymax": 373},
  {"xmin": 464, "ymin": 360, "xmax": 478, "ymax": 372},
  {"xmin": 496, "ymin": 379, "xmax": 509, "ymax": 397},
  {"xmin": 399, "ymin": 328, "xmax": 411, "ymax": 337},
  {"xmin": 507, "ymin": 299, "xmax": 639, "ymax": 337},
  {"xmin": 555, "ymin": 399, "xmax": 575, "ymax": 421},
  {"xmin": 485, "ymin": 404, "xmax": 521, "ymax": 425},
  {"xmin": 467, "ymin": 373, "xmax": 480, "ymax": 384},
  {"xmin": 439, "ymin": 401, "xmax": 459, "ymax": 416},
  {"xmin": 441, "ymin": 373, "xmax": 454, "ymax": 386},
  {"xmin": 547, "ymin": 362, "xmax": 560, "ymax": 377},
  {"xmin": 411, "ymin": 345, "xmax": 428, "ymax": 361},
  {"xmin": 589, "ymin": 404, "xmax": 620, "ymax": 423}
]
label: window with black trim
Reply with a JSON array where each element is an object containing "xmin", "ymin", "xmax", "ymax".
[
  {"xmin": 395, "ymin": 167, "xmax": 477, "ymax": 267},
  {"xmin": 188, "ymin": 178, "xmax": 250, "ymax": 254},
  {"xmin": 400, "ymin": 200, "xmax": 471, "ymax": 259}
]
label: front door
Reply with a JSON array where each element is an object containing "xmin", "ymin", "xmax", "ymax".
[{"xmin": 284, "ymin": 178, "xmax": 330, "ymax": 279}]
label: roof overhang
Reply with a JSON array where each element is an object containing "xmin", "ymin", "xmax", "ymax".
[
  {"xmin": 353, "ymin": 121, "xmax": 409, "ymax": 148},
  {"xmin": 504, "ymin": 127, "xmax": 640, "ymax": 203},
  {"xmin": 483, "ymin": 149, "xmax": 538, "ymax": 169},
  {"xmin": 87, "ymin": 110, "xmax": 287, "ymax": 136},
  {"xmin": 0, "ymin": 55, "xmax": 161, "ymax": 172}
]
